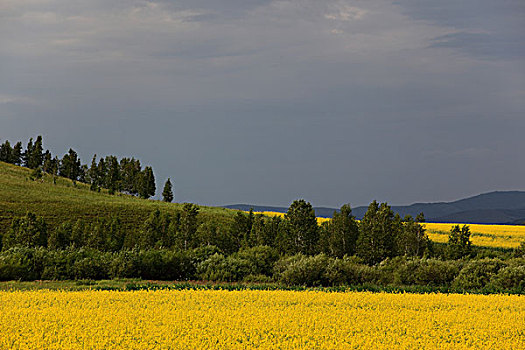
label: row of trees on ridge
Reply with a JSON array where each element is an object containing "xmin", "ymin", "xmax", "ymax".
[{"xmin": 0, "ymin": 136, "xmax": 172, "ymax": 200}]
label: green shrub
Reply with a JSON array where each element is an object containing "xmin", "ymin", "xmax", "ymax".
[
  {"xmin": 413, "ymin": 259, "xmax": 460, "ymax": 286},
  {"xmin": 197, "ymin": 253, "xmax": 251, "ymax": 282},
  {"xmin": 324, "ymin": 256, "xmax": 365, "ymax": 286},
  {"xmin": 452, "ymin": 258, "xmax": 506, "ymax": 290},
  {"xmin": 489, "ymin": 265, "xmax": 525, "ymax": 291},
  {"xmin": 275, "ymin": 254, "xmax": 330, "ymax": 287}
]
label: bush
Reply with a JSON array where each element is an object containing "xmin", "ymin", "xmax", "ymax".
[
  {"xmin": 161, "ymin": 250, "xmax": 195, "ymax": 281},
  {"xmin": 275, "ymin": 254, "xmax": 331, "ymax": 287},
  {"xmin": 489, "ymin": 265, "xmax": 525, "ymax": 291},
  {"xmin": 110, "ymin": 250, "xmax": 142, "ymax": 278},
  {"xmin": 236, "ymin": 246, "xmax": 279, "ymax": 276},
  {"xmin": 72, "ymin": 251, "xmax": 110, "ymax": 279},
  {"xmin": 0, "ymin": 247, "xmax": 46, "ymax": 281},
  {"xmin": 197, "ymin": 253, "xmax": 251, "ymax": 282},
  {"xmin": 413, "ymin": 259, "xmax": 460, "ymax": 286},
  {"xmin": 452, "ymin": 258, "xmax": 506, "ymax": 290},
  {"xmin": 324, "ymin": 256, "xmax": 365, "ymax": 286}
]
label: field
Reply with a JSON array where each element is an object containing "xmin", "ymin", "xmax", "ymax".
[
  {"xmin": 0, "ymin": 289, "xmax": 523, "ymax": 349},
  {"xmin": 256, "ymin": 211, "xmax": 525, "ymax": 249},
  {"xmin": 425, "ymin": 223, "xmax": 525, "ymax": 249}
]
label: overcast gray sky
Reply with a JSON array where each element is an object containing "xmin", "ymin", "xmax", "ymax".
[{"xmin": 1, "ymin": 0, "xmax": 524, "ymax": 208}]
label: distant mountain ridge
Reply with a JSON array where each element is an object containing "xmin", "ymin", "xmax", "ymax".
[{"xmin": 223, "ymin": 191, "xmax": 525, "ymax": 224}]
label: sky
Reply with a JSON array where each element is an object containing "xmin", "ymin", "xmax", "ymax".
[{"xmin": 1, "ymin": 0, "xmax": 524, "ymax": 208}]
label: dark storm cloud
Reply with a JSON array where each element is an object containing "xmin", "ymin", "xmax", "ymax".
[{"xmin": 1, "ymin": 0, "xmax": 524, "ymax": 207}]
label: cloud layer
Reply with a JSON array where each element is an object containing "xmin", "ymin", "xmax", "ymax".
[{"xmin": 1, "ymin": 0, "xmax": 524, "ymax": 207}]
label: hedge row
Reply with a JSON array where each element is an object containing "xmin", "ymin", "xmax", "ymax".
[{"xmin": 0, "ymin": 247, "xmax": 523, "ymax": 293}]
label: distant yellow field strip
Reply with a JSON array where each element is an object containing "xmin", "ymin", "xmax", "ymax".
[
  {"xmin": 0, "ymin": 290, "xmax": 523, "ymax": 349},
  {"xmin": 253, "ymin": 211, "xmax": 525, "ymax": 249},
  {"xmin": 425, "ymin": 222, "xmax": 525, "ymax": 248}
]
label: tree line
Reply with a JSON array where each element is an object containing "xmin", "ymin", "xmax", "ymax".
[
  {"xmin": 0, "ymin": 136, "xmax": 175, "ymax": 200},
  {"xmin": 0, "ymin": 199, "xmax": 478, "ymax": 263}
]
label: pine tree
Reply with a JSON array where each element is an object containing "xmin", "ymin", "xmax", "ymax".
[
  {"xmin": 0, "ymin": 140, "xmax": 12, "ymax": 163},
  {"xmin": 107, "ymin": 156, "xmax": 120, "ymax": 194},
  {"xmin": 11, "ymin": 142, "xmax": 23, "ymax": 165},
  {"xmin": 139, "ymin": 166, "xmax": 156, "ymax": 199},
  {"xmin": 28, "ymin": 135, "xmax": 44, "ymax": 169},
  {"xmin": 162, "ymin": 178, "xmax": 174, "ymax": 202},
  {"xmin": 59, "ymin": 148, "xmax": 82, "ymax": 181},
  {"xmin": 146, "ymin": 166, "xmax": 156, "ymax": 197},
  {"xmin": 88, "ymin": 155, "xmax": 100, "ymax": 191},
  {"xmin": 23, "ymin": 138, "xmax": 33, "ymax": 167}
]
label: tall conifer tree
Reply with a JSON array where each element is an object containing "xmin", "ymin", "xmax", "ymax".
[{"xmin": 162, "ymin": 178, "xmax": 174, "ymax": 202}]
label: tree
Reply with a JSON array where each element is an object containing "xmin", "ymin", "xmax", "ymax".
[
  {"xmin": 229, "ymin": 210, "xmax": 254, "ymax": 250},
  {"xmin": 319, "ymin": 204, "xmax": 359, "ymax": 258},
  {"xmin": 356, "ymin": 201, "xmax": 399, "ymax": 264},
  {"xmin": 162, "ymin": 178, "xmax": 174, "ymax": 202},
  {"xmin": 48, "ymin": 222, "xmax": 72, "ymax": 250},
  {"xmin": 27, "ymin": 135, "xmax": 44, "ymax": 169},
  {"xmin": 22, "ymin": 138, "xmax": 33, "ymax": 167},
  {"xmin": 106, "ymin": 156, "xmax": 120, "ymax": 194},
  {"xmin": 0, "ymin": 140, "xmax": 12, "ymax": 163},
  {"xmin": 448, "ymin": 225, "xmax": 472, "ymax": 259},
  {"xmin": 139, "ymin": 166, "xmax": 155, "ymax": 199},
  {"xmin": 120, "ymin": 157, "xmax": 142, "ymax": 195},
  {"xmin": 397, "ymin": 214, "xmax": 430, "ymax": 257},
  {"xmin": 2, "ymin": 212, "xmax": 48, "ymax": 249},
  {"xmin": 59, "ymin": 148, "xmax": 82, "ymax": 181},
  {"xmin": 285, "ymin": 199, "xmax": 319, "ymax": 255},
  {"xmin": 178, "ymin": 203, "xmax": 199, "ymax": 250},
  {"xmin": 88, "ymin": 155, "xmax": 100, "ymax": 191},
  {"xmin": 11, "ymin": 141, "xmax": 22, "ymax": 165}
]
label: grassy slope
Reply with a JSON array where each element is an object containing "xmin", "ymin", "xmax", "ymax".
[{"xmin": 0, "ymin": 161, "xmax": 236, "ymax": 234}]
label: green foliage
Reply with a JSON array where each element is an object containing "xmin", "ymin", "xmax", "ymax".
[
  {"xmin": 452, "ymin": 258, "xmax": 506, "ymax": 290},
  {"xmin": 3, "ymin": 212, "xmax": 47, "ymax": 249},
  {"xmin": 48, "ymin": 222, "xmax": 72, "ymax": 250},
  {"xmin": 319, "ymin": 204, "xmax": 359, "ymax": 258},
  {"xmin": 275, "ymin": 254, "xmax": 331, "ymax": 287},
  {"xmin": 356, "ymin": 201, "xmax": 400, "ymax": 264},
  {"xmin": 162, "ymin": 178, "xmax": 173, "ymax": 202},
  {"xmin": 229, "ymin": 210, "xmax": 254, "ymax": 250},
  {"xmin": 30, "ymin": 167, "xmax": 43, "ymax": 181},
  {"xmin": 285, "ymin": 200, "xmax": 319, "ymax": 255},
  {"xmin": 59, "ymin": 148, "xmax": 82, "ymax": 181},
  {"xmin": 0, "ymin": 140, "xmax": 12, "ymax": 163},
  {"xmin": 397, "ymin": 214, "xmax": 430, "ymax": 257},
  {"xmin": 27, "ymin": 135, "xmax": 44, "ymax": 169},
  {"xmin": 178, "ymin": 203, "xmax": 200, "ymax": 250},
  {"xmin": 489, "ymin": 262, "xmax": 525, "ymax": 291},
  {"xmin": 324, "ymin": 256, "xmax": 367, "ymax": 285},
  {"xmin": 139, "ymin": 166, "xmax": 155, "ymax": 199},
  {"xmin": 448, "ymin": 225, "xmax": 473, "ymax": 259},
  {"xmin": 197, "ymin": 246, "xmax": 278, "ymax": 282}
]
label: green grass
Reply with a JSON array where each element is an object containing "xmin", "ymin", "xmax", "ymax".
[{"xmin": 0, "ymin": 161, "xmax": 237, "ymax": 235}]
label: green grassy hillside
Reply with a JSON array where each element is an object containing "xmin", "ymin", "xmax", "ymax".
[{"xmin": 0, "ymin": 161, "xmax": 236, "ymax": 234}]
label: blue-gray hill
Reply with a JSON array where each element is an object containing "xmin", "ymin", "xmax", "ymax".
[{"xmin": 224, "ymin": 191, "xmax": 525, "ymax": 224}]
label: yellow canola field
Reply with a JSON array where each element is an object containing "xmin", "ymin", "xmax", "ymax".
[
  {"xmin": 0, "ymin": 290, "xmax": 524, "ymax": 349},
  {"xmin": 255, "ymin": 211, "xmax": 524, "ymax": 249},
  {"xmin": 424, "ymin": 222, "xmax": 525, "ymax": 249}
]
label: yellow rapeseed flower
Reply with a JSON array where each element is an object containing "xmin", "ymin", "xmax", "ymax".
[{"xmin": 0, "ymin": 290, "xmax": 523, "ymax": 349}]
